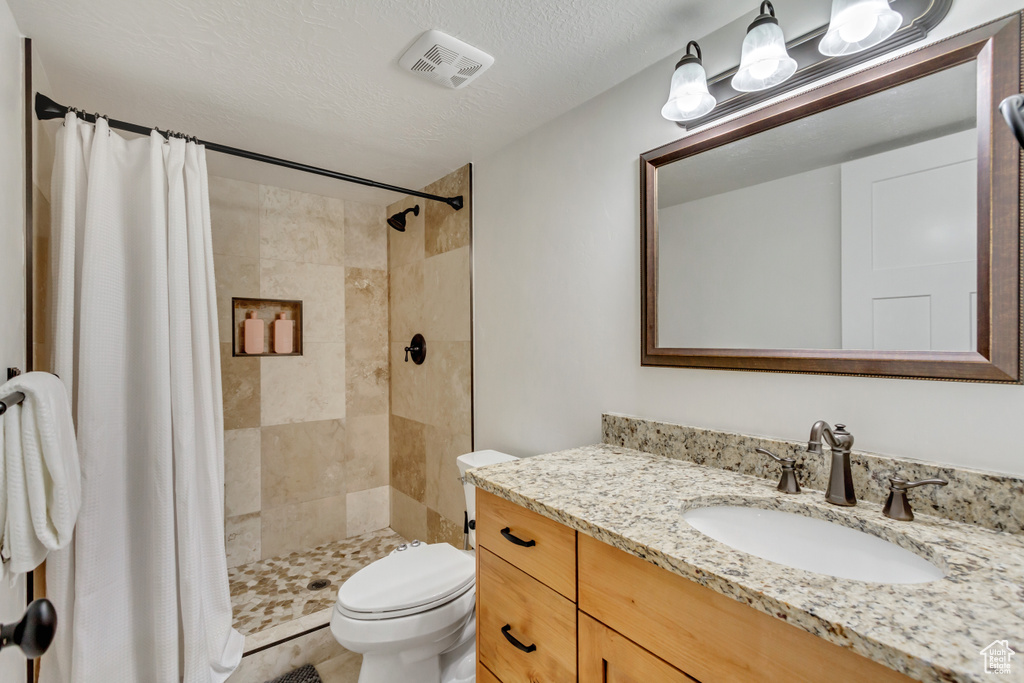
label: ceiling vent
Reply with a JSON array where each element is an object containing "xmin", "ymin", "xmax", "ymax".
[{"xmin": 399, "ymin": 30, "xmax": 494, "ymax": 90}]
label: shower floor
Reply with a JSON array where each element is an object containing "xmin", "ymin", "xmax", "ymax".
[{"xmin": 229, "ymin": 528, "xmax": 406, "ymax": 652}]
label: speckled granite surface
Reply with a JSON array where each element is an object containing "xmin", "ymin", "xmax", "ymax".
[
  {"xmin": 604, "ymin": 413, "xmax": 1024, "ymax": 534},
  {"xmin": 229, "ymin": 528, "xmax": 405, "ymax": 638},
  {"xmin": 466, "ymin": 446, "xmax": 1024, "ymax": 683}
]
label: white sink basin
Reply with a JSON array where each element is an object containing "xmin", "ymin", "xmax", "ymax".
[{"xmin": 683, "ymin": 505, "xmax": 944, "ymax": 584}]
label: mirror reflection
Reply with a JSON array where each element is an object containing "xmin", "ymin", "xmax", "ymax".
[{"xmin": 657, "ymin": 62, "xmax": 978, "ymax": 352}]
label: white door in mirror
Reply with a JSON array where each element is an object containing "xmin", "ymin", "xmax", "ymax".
[{"xmin": 840, "ymin": 129, "xmax": 978, "ymax": 352}]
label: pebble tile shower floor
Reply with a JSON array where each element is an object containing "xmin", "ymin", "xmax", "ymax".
[{"xmin": 229, "ymin": 528, "xmax": 406, "ymax": 639}]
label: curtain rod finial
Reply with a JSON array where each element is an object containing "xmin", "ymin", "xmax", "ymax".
[{"xmin": 34, "ymin": 93, "xmax": 66, "ymax": 121}]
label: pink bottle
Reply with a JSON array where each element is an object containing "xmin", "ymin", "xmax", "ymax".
[
  {"xmin": 243, "ymin": 311, "xmax": 264, "ymax": 354},
  {"xmin": 273, "ymin": 312, "xmax": 294, "ymax": 354}
]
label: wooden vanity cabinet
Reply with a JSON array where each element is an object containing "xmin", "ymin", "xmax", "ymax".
[
  {"xmin": 475, "ymin": 490, "xmax": 578, "ymax": 682},
  {"xmin": 475, "ymin": 490, "xmax": 915, "ymax": 683}
]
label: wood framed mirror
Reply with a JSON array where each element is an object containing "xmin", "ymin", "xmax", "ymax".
[{"xmin": 641, "ymin": 14, "xmax": 1022, "ymax": 382}]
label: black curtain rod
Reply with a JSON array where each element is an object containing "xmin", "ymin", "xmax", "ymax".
[{"xmin": 34, "ymin": 93, "xmax": 464, "ymax": 211}]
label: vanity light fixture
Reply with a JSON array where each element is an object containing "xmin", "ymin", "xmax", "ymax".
[
  {"xmin": 661, "ymin": 41, "xmax": 717, "ymax": 122},
  {"xmin": 731, "ymin": 1, "xmax": 798, "ymax": 92},
  {"xmin": 818, "ymin": 0, "xmax": 903, "ymax": 56}
]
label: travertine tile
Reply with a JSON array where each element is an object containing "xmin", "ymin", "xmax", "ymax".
[
  {"xmin": 225, "ymin": 428, "xmax": 261, "ymax": 517},
  {"xmin": 221, "ymin": 342, "xmax": 261, "ymax": 430},
  {"xmin": 390, "ymin": 342, "xmax": 431, "ymax": 424},
  {"xmin": 210, "ymin": 176, "xmax": 260, "ymax": 259},
  {"xmin": 426, "ymin": 341, "xmax": 472, "ymax": 433},
  {"xmin": 388, "ymin": 260, "xmax": 424, "ymax": 343},
  {"xmin": 422, "ymin": 246, "xmax": 471, "ymax": 342},
  {"xmin": 427, "ymin": 507, "xmax": 464, "ymax": 548},
  {"xmin": 260, "ymin": 185, "xmax": 345, "ymax": 266},
  {"xmin": 345, "ymin": 414, "xmax": 389, "ymax": 492},
  {"xmin": 317, "ymin": 649, "xmax": 363, "ymax": 683},
  {"xmin": 261, "ymin": 494, "xmax": 347, "ymax": 558},
  {"xmin": 346, "ymin": 268, "xmax": 389, "ymax": 417},
  {"xmin": 226, "ymin": 512, "xmax": 261, "ymax": 568},
  {"xmin": 214, "ymin": 252, "xmax": 260, "ymax": 343},
  {"xmin": 387, "ymin": 196, "xmax": 424, "ymax": 268},
  {"xmin": 344, "ymin": 201, "xmax": 386, "ymax": 270},
  {"xmin": 346, "ymin": 486, "xmax": 389, "ymax": 537},
  {"xmin": 261, "ymin": 258, "xmax": 346, "ymax": 343},
  {"xmin": 390, "ymin": 487, "xmax": 428, "ymax": 543},
  {"xmin": 262, "ymin": 419, "xmax": 346, "ymax": 508},
  {"xmin": 228, "ymin": 626, "xmax": 344, "ymax": 682},
  {"xmin": 424, "ymin": 425, "xmax": 472, "ymax": 525},
  {"xmin": 390, "ymin": 415, "xmax": 426, "ymax": 502},
  {"xmin": 260, "ymin": 342, "xmax": 345, "ymax": 426},
  {"xmin": 345, "ymin": 354, "xmax": 389, "ymax": 418},
  {"xmin": 424, "ymin": 165, "xmax": 471, "ymax": 257},
  {"xmin": 346, "ymin": 268, "xmax": 388, "ymax": 359}
]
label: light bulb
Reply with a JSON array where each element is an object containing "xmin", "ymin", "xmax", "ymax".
[
  {"xmin": 675, "ymin": 93, "xmax": 705, "ymax": 114},
  {"xmin": 749, "ymin": 58, "xmax": 781, "ymax": 80},
  {"xmin": 838, "ymin": 9, "xmax": 878, "ymax": 43}
]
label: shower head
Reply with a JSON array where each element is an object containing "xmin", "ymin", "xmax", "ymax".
[{"xmin": 387, "ymin": 205, "xmax": 419, "ymax": 232}]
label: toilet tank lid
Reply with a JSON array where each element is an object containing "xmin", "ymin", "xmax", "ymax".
[
  {"xmin": 456, "ymin": 449, "xmax": 517, "ymax": 472},
  {"xmin": 338, "ymin": 543, "xmax": 475, "ymax": 614}
]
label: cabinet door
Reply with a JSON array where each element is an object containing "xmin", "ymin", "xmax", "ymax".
[{"xmin": 580, "ymin": 612, "xmax": 697, "ymax": 683}]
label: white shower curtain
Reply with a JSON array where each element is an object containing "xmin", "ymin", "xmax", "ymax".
[{"xmin": 42, "ymin": 113, "xmax": 243, "ymax": 682}]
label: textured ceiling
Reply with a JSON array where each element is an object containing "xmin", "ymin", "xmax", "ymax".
[{"xmin": 12, "ymin": 0, "xmax": 752, "ymax": 204}]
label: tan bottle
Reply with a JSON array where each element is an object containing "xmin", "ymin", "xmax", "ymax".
[
  {"xmin": 243, "ymin": 311, "xmax": 265, "ymax": 354},
  {"xmin": 273, "ymin": 312, "xmax": 294, "ymax": 354}
]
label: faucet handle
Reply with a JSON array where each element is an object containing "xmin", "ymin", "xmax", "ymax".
[
  {"xmin": 883, "ymin": 477, "xmax": 948, "ymax": 521},
  {"xmin": 755, "ymin": 448, "xmax": 800, "ymax": 494}
]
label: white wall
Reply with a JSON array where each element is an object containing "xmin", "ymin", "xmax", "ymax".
[
  {"xmin": 474, "ymin": 0, "xmax": 1024, "ymax": 476},
  {"xmin": 658, "ymin": 166, "xmax": 841, "ymax": 349},
  {"xmin": 0, "ymin": 0, "xmax": 27, "ymax": 679}
]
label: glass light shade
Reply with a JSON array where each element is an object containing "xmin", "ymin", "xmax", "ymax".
[
  {"xmin": 818, "ymin": 0, "xmax": 902, "ymax": 56},
  {"xmin": 731, "ymin": 21, "xmax": 798, "ymax": 92},
  {"xmin": 661, "ymin": 61, "xmax": 716, "ymax": 122}
]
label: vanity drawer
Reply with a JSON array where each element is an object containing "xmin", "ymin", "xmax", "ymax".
[
  {"xmin": 578, "ymin": 534, "xmax": 914, "ymax": 683},
  {"xmin": 476, "ymin": 489, "xmax": 576, "ymax": 599},
  {"xmin": 579, "ymin": 611, "xmax": 696, "ymax": 683},
  {"xmin": 476, "ymin": 663, "xmax": 501, "ymax": 683},
  {"xmin": 477, "ymin": 547, "xmax": 577, "ymax": 683}
]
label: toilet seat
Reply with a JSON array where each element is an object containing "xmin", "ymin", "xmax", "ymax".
[{"xmin": 337, "ymin": 543, "xmax": 475, "ymax": 621}]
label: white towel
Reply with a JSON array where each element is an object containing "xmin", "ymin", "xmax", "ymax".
[{"xmin": 0, "ymin": 371, "xmax": 81, "ymax": 579}]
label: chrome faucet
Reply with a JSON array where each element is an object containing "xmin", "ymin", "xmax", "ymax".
[{"xmin": 807, "ymin": 421, "xmax": 856, "ymax": 506}]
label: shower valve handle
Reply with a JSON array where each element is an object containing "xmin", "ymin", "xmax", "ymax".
[{"xmin": 404, "ymin": 334, "xmax": 426, "ymax": 365}]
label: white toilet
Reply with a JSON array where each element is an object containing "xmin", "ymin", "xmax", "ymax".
[{"xmin": 331, "ymin": 449, "xmax": 518, "ymax": 683}]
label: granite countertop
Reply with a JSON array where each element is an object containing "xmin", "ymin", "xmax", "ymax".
[{"xmin": 466, "ymin": 445, "xmax": 1024, "ymax": 683}]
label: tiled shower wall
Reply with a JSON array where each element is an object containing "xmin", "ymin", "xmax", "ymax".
[
  {"xmin": 388, "ymin": 165, "xmax": 473, "ymax": 546},
  {"xmin": 212, "ymin": 178, "xmax": 391, "ymax": 566}
]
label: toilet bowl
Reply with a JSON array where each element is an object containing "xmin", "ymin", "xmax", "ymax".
[{"xmin": 331, "ymin": 449, "xmax": 518, "ymax": 683}]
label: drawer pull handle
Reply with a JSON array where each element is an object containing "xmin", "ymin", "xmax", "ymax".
[
  {"xmin": 501, "ymin": 624, "xmax": 537, "ymax": 653},
  {"xmin": 500, "ymin": 527, "xmax": 536, "ymax": 547}
]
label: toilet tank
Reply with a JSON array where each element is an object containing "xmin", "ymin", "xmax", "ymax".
[{"xmin": 457, "ymin": 450, "xmax": 518, "ymax": 548}]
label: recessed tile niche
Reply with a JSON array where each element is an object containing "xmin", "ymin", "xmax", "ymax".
[{"xmin": 232, "ymin": 297, "xmax": 303, "ymax": 357}]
